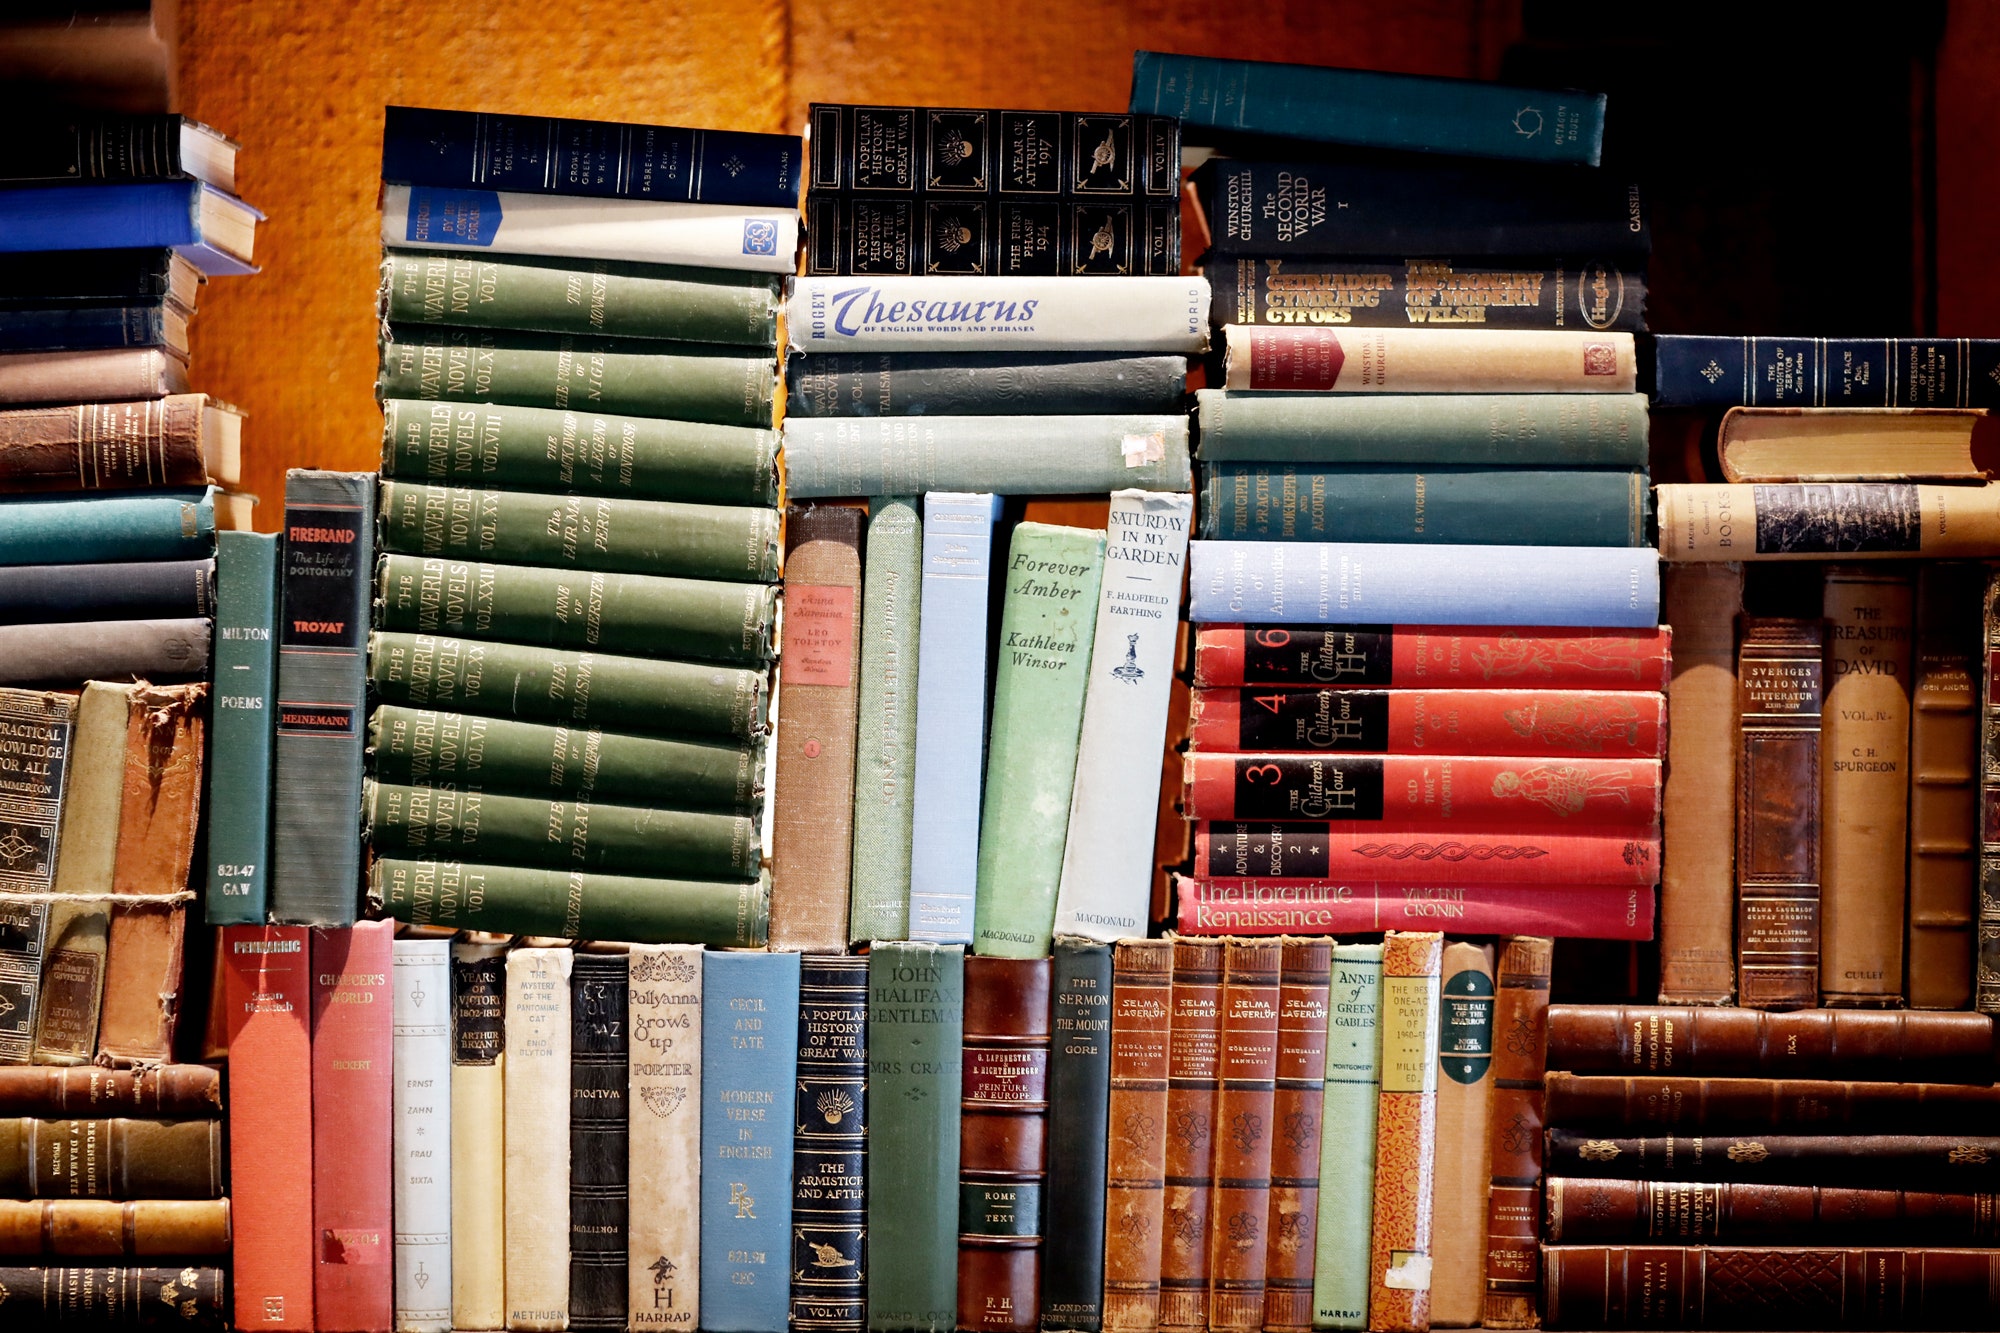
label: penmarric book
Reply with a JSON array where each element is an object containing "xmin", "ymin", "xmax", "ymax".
[
  {"xmin": 1187, "ymin": 687, "xmax": 1664, "ymax": 759},
  {"xmin": 311, "ymin": 922, "xmax": 395, "ymax": 1332},
  {"xmin": 1652, "ymin": 335, "xmax": 2000, "ymax": 409},
  {"xmin": 0, "ymin": 180, "xmax": 262, "ymax": 275},
  {"xmin": 781, "ymin": 414, "xmax": 1191, "ymax": 499},
  {"xmin": 848, "ymin": 497, "xmax": 923, "ymax": 944},
  {"xmin": 1220, "ymin": 326, "xmax": 1638, "ymax": 394},
  {"xmin": 1366, "ymin": 930, "xmax": 1443, "ymax": 1333},
  {"xmin": 1102, "ymin": 939, "xmax": 1173, "ymax": 1333},
  {"xmin": 628, "ymin": 944, "xmax": 703, "ymax": 1330},
  {"xmin": 451, "ymin": 936, "xmax": 508, "ymax": 1331},
  {"xmin": 505, "ymin": 947, "xmax": 573, "ymax": 1332},
  {"xmin": 570, "ymin": 953, "xmax": 630, "ymax": 1331},
  {"xmin": 206, "ymin": 531, "xmax": 277, "ymax": 926},
  {"xmin": 0, "ymin": 689, "xmax": 75, "ymax": 1064},
  {"xmin": 791, "ymin": 956, "xmax": 868, "ymax": 1333},
  {"xmin": 785, "ymin": 276, "xmax": 1209, "ymax": 354},
  {"xmin": 1206, "ymin": 255, "xmax": 1646, "ymax": 333},
  {"xmin": 1191, "ymin": 391, "xmax": 1650, "ymax": 469},
  {"xmin": 392, "ymin": 937, "xmax": 452, "ymax": 1333},
  {"xmin": 1314, "ymin": 943, "xmax": 1382, "ymax": 1331},
  {"xmin": 1041, "ymin": 938, "xmax": 1113, "ymax": 1333}
]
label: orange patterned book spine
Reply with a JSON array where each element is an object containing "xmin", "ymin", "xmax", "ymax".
[{"xmin": 1366, "ymin": 931, "xmax": 1442, "ymax": 1333}]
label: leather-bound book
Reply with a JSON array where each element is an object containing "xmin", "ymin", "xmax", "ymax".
[
  {"xmin": 1735, "ymin": 617, "xmax": 1826, "ymax": 1010},
  {"xmin": 0, "ymin": 1266, "xmax": 226, "ymax": 1327},
  {"xmin": 1482, "ymin": 937, "xmax": 1553, "ymax": 1330},
  {"xmin": 0, "ymin": 1064, "xmax": 221, "ymax": 1117},
  {"xmin": 1979, "ymin": 565, "xmax": 2000, "ymax": 1013},
  {"xmin": 0, "ymin": 1198, "xmax": 231, "ymax": 1257},
  {"xmin": 1260, "ymin": 939, "xmax": 1330, "ymax": 1333},
  {"xmin": 1546, "ymin": 1129, "xmax": 2000, "ymax": 1189},
  {"xmin": 1545, "ymin": 1004, "xmax": 1996, "ymax": 1083},
  {"xmin": 1544, "ymin": 1072, "xmax": 2000, "ymax": 1134},
  {"xmin": 1431, "ymin": 941, "xmax": 1495, "ymax": 1329},
  {"xmin": 1820, "ymin": 566, "xmax": 1914, "ymax": 1005},
  {"xmin": 1366, "ymin": 930, "xmax": 1442, "ymax": 1333},
  {"xmin": 791, "ymin": 955, "xmax": 868, "ymax": 1333},
  {"xmin": 1907, "ymin": 563, "xmax": 1983, "ymax": 1009},
  {"xmin": 956, "ymin": 955, "xmax": 1054, "ymax": 1333},
  {"xmin": 570, "ymin": 952, "xmax": 629, "ymax": 1331},
  {"xmin": 1204, "ymin": 939, "xmax": 1283, "ymax": 1332},
  {"xmin": 1542, "ymin": 1245, "xmax": 2000, "ymax": 1330},
  {"xmin": 1158, "ymin": 938, "xmax": 1224, "ymax": 1333},
  {"xmin": 311, "ymin": 921, "xmax": 395, "ymax": 1332},
  {"xmin": 1658, "ymin": 563, "xmax": 1742, "ymax": 1004},
  {"xmin": 1102, "ymin": 938, "xmax": 1173, "ymax": 1333},
  {"xmin": 1544, "ymin": 1176, "xmax": 2000, "ymax": 1245},
  {"xmin": 1042, "ymin": 937, "xmax": 1113, "ymax": 1333},
  {"xmin": 769, "ymin": 503, "xmax": 865, "ymax": 951},
  {"xmin": 0, "ymin": 1118, "xmax": 221, "ymax": 1198}
]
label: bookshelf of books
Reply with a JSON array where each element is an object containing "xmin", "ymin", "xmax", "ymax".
[{"xmin": 2, "ymin": 7, "xmax": 1999, "ymax": 1333}]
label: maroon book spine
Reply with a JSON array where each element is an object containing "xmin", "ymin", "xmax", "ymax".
[{"xmin": 311, "ymin": 921, "xmax": 395, "ymax": 1332}]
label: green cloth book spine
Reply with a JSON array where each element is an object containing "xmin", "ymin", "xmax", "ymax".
[
  {"xmin": 378, "ymin": 250, "xmax": 780, "ymax": 346},
  {"xmin": 1312, "ymin": 942, "xmax": 1383, "ymax": 1330},
  {"xmin": 363, "ymin": 780, "xmax": 760, "ymax": 881},
  {"xmin": 372, "ymin": 555, "xmax": 779, "ymax": 665},
  {"xmin": 379, "ymin": 399, "xmax": 779, "ymax": 507},
  {"xmin": 373, "ymin": 857, "xmax": 766, "ymax": 946},
  {"xmin": 847, "ymin": 497, "xmax": 922, "ymax": 944},
  {"xmin": 376, "ymin": 482, "xmax": 781, "ymax": 584},
  {"xmin": 377, "ymin": 327, "xmax": 777, "ymax": 429},
  {"xmin": 206, "ymin": 530, "xmax": 278, "ymax": 925},
  {"xmin": 866, "ymin": 942, "xmax": 964, "ymax": 1332},
  {"xmin": 367, "ymin": 632, "xmax": 768, "ymax": 741},
  {"xmin": 34, "ymin": 682, "xmax": 128, "ymax": 1064},
  {"xmin": 971, "ymin": 523, "xmax": 1104, "ymax": 958},
  {"xmin": 1192, "ymin": 391, "xmax": 1650, "ymax": 468},
  {"xmin": 1198, "ymin": 466, "xmax": 1649, "ymax": 548},
  {"xmin": 366, "ymin": 705, "xmax": 762, "ymax": 815},
  {"xmin": 783, "ymin": 415, "xmax": 1192, "ymax": 498}
]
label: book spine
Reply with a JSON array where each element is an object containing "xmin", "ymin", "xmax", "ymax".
[
  {"xmin": 271, "ymin": 470, "xmax": 374, "ymax": 927},
  {"xmin": 1652, "ymin": 336, "xmax": 2000, "ymax": 409},
  {"xmin": 95, "ymin": 901, "xmax": 187, "ymax": 1065},
  {"xmin": 1196, "ymin": 826, "xmax": 1656, "ymax": 891},
  {"xmin": 1821, "ymin": 568, "xmax": 1915, "ymax": 1005},
  {"xmin": 786, "ymin": 353, "xmax": 1187, "ymax": 419},
  {"xmin": 1188, "ymin": 687, "xmax": 1664, "ymax": 759},
  {"xmin": 1192, "ymin": 391, "xmax": 1650, "ymax": 469},
  {"xmin": 450, "ymin": 937, "xmax": 507, "ymax": 1332},
  {"xmin": 0, "ymin": 557, "xmax": 230, "ymax": 623},
  {"xmin": 0, "ymin": 1119, "xmax": 222, "ymax": 1199},
  {"xmin": 1203, "ymin": 940, "xmax": 1284, "ymax": 1332},
  {"xmin": 785, "ymin": 277, "xmax": 1210, "ymax": 354},
  {"xmin": 1206, "ymin": 256, "xmax": 1646, "ymax": 332},
  {"xmin": 393, "ymin": 938, "xmax": 452, "ymax": 1333},
  {"xmin": 0, "ymin": 113, "xmax": 184, "ymax": 183},
  {"xmin": 1176, "ymin": 880, "xmax": 1653, "ymax": 940},
  {"xmin": 1541, "ymin": 1072, "xmax": 2000, "ymax": 1134},
  {"xmin": 1909, "ymin": 563, "xmax": 1983, "ymax": 1009},
  {"xmin": 0, "ymin": 182, "xmax": 214, "ymax": 265},
  {"xmin": 0, "ymin": 1266, "xmax": 226, "ymax": 1326},
  {"xmin": 0, "ymin": 1198, "xmax": 230, "ymax": 1257},
  {"xmin": 628, "ymin": 944, "xmax": 703, "ymax": 1330},
  {"xmin": 1544, "ymin": 1004, "xmax": 1998, "ymax": 1083},
  {"xmin": 34, "ymin": 683, "xmax": 127, "ymax": 1066},
  {"xmin": 505, "ymin": 947, "xmax": 573, "ymax": 1332},
  {"xmin": 0, "ymin": 249, "xmax": 182, "ymax": 303},
  {"xmin": 376, "ymin": 328, "xmax": 776, "ymax": 431},
  {"xmin": 379, "ymin": 250, "xmax": 780, "ymax": 346},
  {"xmin": 378, "ymin": 399, "xmax": 780, "ymax": 508},
  {"xmin": 700, "ymin": 950, "xmax": 800, "ymax": 1333},
  {"xmin": 0, "ymin": 488, "xmax": 212, "ymax": 566},
  {"xmin": 0, "ymin": 396, "xmax": 207, "ymax": 492},
  {"xmin": 0, "ymin": 301, "xmax": 175, "ymax": 353},
  {"xmin": 1430, "ymin": 942, "xmax": 1496, "ymax": 1328},
  {"xmin": 866, "ymin": 942, "xmax": 965, "ymax": 1333},
  {"xmin": 1052, "ymin": 489, "xmax": 1195, "ymax": 941},
  {"xmin": 1542, "ymin": 1178, "xmax": 2000, "ymax": 1245},
  {"xmin": 1102, "ymin": 939, "xmax": 1173, "ymax": 1333},
  {"xmin": 848, "ymin": 498, "xmax": 922, "ymax": 944},
  {"xmin": 311, "ymin": 922, "xmax": 395, "ymax": 1331},
  {"xmin": 1198, "ymin": 466, "xmax": 1647, "ymax": 548},
  {"xmin": 1481, "ymin": 938, "xmax": 1553, "ymax": 1330},
  {"xmin": 1220, "ymin": 327, "xmax": 1637, "ymax": 394},
  {"xmin": 570, "ymin": 953, "xmax": 630, "ymax": 1331},
  {"xmin": 1260, "ymin": 939, "xmax": 1331, "ymax": 1333},
  {"xmin": 1042, "ymin": 938, "xmax": 1113, "ymax": 1332},
  {"xmin": 380, "ymin": 185, "xmax": 798, "ymax": 274},
  {"xmin": 1186, "ymin": 541, "xmax": 1662, "ymax": 630},
  {"xmin": 1180, "ymin": 753, "xmax": 1662, "ymax": 829},
  {"xmin": 373, "ymin": 555, "xmax": 778, "ymax": 667},
  {"xmin": 1981, "ymin": 565, "xmax": 2000, "ymax": 1014},
  {"xmin": 782, "ymin": 414, "xmax": 1191, "ymax": 499},
  {"xmin": 367, "ymin": 633, "xmax": 768, "ymax": 742},
  {"xmin": 1190, "ymin": 625, "xmax": 1673, "ymax": 691},
  {"xmin": 956, "ymin": 956, "xmax": 1054, "ymax": 1333},
  {"xmin": 803, "ymin": 195, "xmax": 1179, "ymax": 278},
  {"xmin": 376, "ymin": 481, "xmax": 781, "ymax": 583},
  {"xmin": 908, "ymin": 493, "xmax": 1002, "ymax": 943},
  {"xmin": 366, "ymin": 706, "xmax": 762, "ymax": 815},
  {"xmin": 1658, "ymin": 564, "xmax": 1743, "ymax": 1004},
  {"xmin": 1735, "ymin": 618, "xmax": 1826, "ymax": 1009},
  {"xmin": 0, "ymin": 690, "xmax": 75, "ymax": 1065},
  {"xmin": 379, "ymin": 107, "xmax": 799, "ymax": 208},
  {"xmin": 1313, "ymin": 943, "xmax": 1381, "ymax": 1330},
  {"xmin": 790, "ymin": 956, "xmax": 868, "ymax": 1333},
  {"xmin": 769, "ymin": 504, "xmax": 866, "ymax": 951},
  {"xmin": 973, "ymin": 523, "xmax": 1106, "ymax": 957},
  {"xmin": 1545, "ymin": 1131, "xmax": 2000, "ymax": 1189},
  {"xmin": 1159, "ymin": 938, "xmax": 1224, "ymax": 1333},
  {"xmin": 0, "ymin": 617, "xmax": 212, "ymax": 686},
  {"xmin": 1659, "ymin": 483, "xmax": 2000, "ymax": 560},
  {"xmin": 206, "ymin": 531, "xmax": 277, "ymax": 924},
  {"xmin": 1366, "ymin": 930, "xmax": 1443, "ymax": 1333},
  {"xmin": 807, "ymin": 103, "xmax": 1179, "ymax": 195},
  {"xmin": 0, "ymin": 1064, "xmax": 222, "ymax": 1118},
  {"xmin": 372, "ymin": 857, "xmax": 769, "ymax": 948},
  {"xmin": 0, "ymin": 346, "xmax": 186, "ymax": 409},
  {"xmin": 223, "ymin": 925, "xmax": 316, "ymax": 1331}
]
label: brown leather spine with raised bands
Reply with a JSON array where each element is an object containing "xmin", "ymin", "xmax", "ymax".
[
  {"xmin": 1482, "ymin": 936, "xmax": 1553, "ymax": 1330},
  {"xmin": 0, "ymin": 1198, "xmax": 231, "ymax": 1257},
  {"xmin": 1734, "ymin": 617, "xmax": 1825, "ymax": 1010},
  {"xmin": 1102, "ymin": 939, "xmax": 1174, "ymax": 1333},
  {"xmin": 1157, "ymin": 938, "xmax": 1224, "ymax": 1333},
  {"xmin": 1907, "ymin": 562, "xmax": 1983, "ymax": 1009},
  {"xmin": 1260, "ymin": 939, "xmax": 1329, "ymax": 1333},
  {"xmin": 1543, "ymin": 1072, "xmax": 2000, "ymax": 1134},
  {"xmin": 0, "ymin": 1065, "xmax": 221, "ymax": 1117},
  {"xmin": 1545, "ymin": 1004, "xmax": 1996, "ymax": 1084},
  {"xmin": 956, "ymin": 955, "xmax": 1053, "ymax": 1333},
  {"xmin": 1658, "ymin": 564, "xmax": 1741, "ymax": 1004},
  {"xmin": 1203, "ymin": 939, "xmax": 1283, "ymax": 1332},
  {"xmin": 1545, "ymin": 1129, "xmax": 2000, "ymax": 1190},
  {"xmin": 1544, "ymin": 1177, "xmax": 2000, "ymax": 1245}
]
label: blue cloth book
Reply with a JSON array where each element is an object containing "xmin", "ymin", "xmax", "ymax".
[
  {"xmin": 1653, "ymin": 335, "xmax": 2000, "ymax": 409},
  {"xmin": 0, "ymin": 488, "xmax": 213, "ymax": 566},
  {"xmin": 1186, "ymin": 540, "xmax": 1659, "ymax": 628},
  {"xmin": 0, "ymin": 301, "xmax": 182, "ymax": 354},
  {"xmin": 907, "ymin": 492, "xmax": 1003, "ymax": 944},
  {"xmin": 206, "ymin": 531, "xmax": 278, "ymax": 926},
  {"xmin": 1130, "ymin": 50, "xmax": 1606, "ymax": 166},
  {"xmin": 701, "ymin": 949, "xmax": 802, "ymax": 1333},
  {"xmin": 0, "ymin": 181, "xmax": 261, "ymax": 276}
]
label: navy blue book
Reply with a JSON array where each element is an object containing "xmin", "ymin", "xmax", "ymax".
[
  {"xmin": 786, "ymin": 352, "xmax": 1187, "ymax": 418},
  {"xmin": 1654, "ymin": 336, "xmax": 2000, "ymax": 409},
  {"xmin": 0, "ymin": 301, "xmax": 186, "ymax": 355},
  {"xmin": 701, "ymin": 949, "xmax": 801, "ymax": 1333},
  {"xmin": 0, "ymin": 489, "xmax": 214, "ymax": 566},
  {"xmin": 0, "ymin": 182, "xmax": 261, "ymax": 276},
  {"xmin": 381, "ymin": 106, "xmax": 799, "ymax": 209},
  {"xmin": 0, "ymin": 557, "xmax": 211, "ymax": 625},
  {"xmin": 0, "ymin": 249, "xmax": 195, "ymax": 306}
]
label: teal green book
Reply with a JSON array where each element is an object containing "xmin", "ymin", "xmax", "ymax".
[
  {"xmin": 1193, "ymin": 390, "xmax": 1650, "ymax": 468},
  {"xmin": 847, "ymin": 497, "xmax": 922, "ymax": 945},
  {"xmin": 970, "ymin": 523, "xmax": 1104, "ymax": 959},
  {"xmin": 205, "ymin": 530, "xmax": 277, "ymax": 925},
  {"xmin": 1313, "ymin": 942, "xmax": 1383, "ymax": 1330}
]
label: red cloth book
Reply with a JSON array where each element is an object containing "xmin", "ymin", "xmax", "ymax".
[{"xmin": 312, "ymin": 920, "xmax": 395, "ymax": 1332}]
